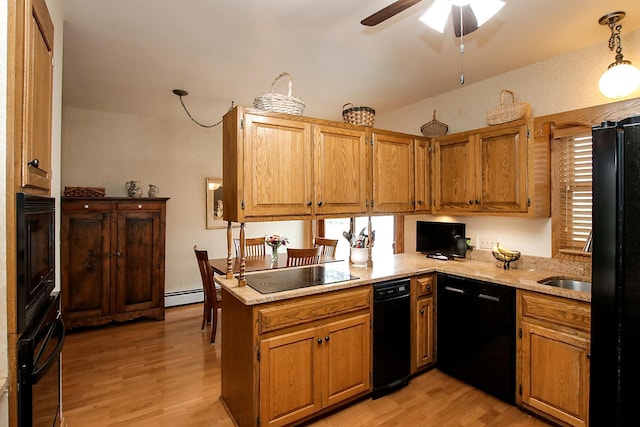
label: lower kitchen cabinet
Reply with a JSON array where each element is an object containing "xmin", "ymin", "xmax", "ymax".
[
  {"xmin": 221, "ymin": 286, "xmax": 371, "ymax": 427},
  {"xmin": 518, "ymin": 290, "xmax": 591, "ymax": 427},
  {"xmin": 411, "ymin": 274, "xmax": 436, "ymax": 372},
  {"xmin": 61, "ymin": 197, "xmax": 169, "ymax": 329},
  {"xmin": 259, "ymin": 314, "xmax": 370, "ymax": 426}
]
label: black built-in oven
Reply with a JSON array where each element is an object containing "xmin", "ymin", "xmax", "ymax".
[{"xmin": 18, "ymin": 292, "xmax": 64, "ymax": 427}]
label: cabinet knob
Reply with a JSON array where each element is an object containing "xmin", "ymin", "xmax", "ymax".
[
  {"xmin": 417, "ymin": 200, "xmax": 423, "ymax": 205},
  {"xmin": 426, "ymin": 285, "xmax": 431, "ymax": 291},
  {"xmin": 83, "ymin": 204, "xmax": 89, "ymax": 209},
  {"xmin": 27, "ymin": 158, "xmax": 40, "ymax": 168},
  {"xmin": 138, "ymin": 204, "xmax": 143, "ymax": 209},
  {"xmin": 475, "ymin": 200, "xmax": 480, "ymax": 204},
  {"xmin": 468, "ymin": 200, "xmax": 474, "ymax": 205},
  {"xmin": 324, "ymin": 336, "xmax": 330, "ymax": 342},
  {"xmin": 307, "ymin": 201, "xmax": 312, "ymax": 206},
  {"xmin": 317, "ymin": 338, "xmax": 323, "ymax": 344},
  {"xmin": 317, "ymin": 201, "xmax": 323, "ymax": 207},
  {"xmin": 116, "ymin": 251, "xmax": 122, "ymax": 257},
  {"xmin": 420, "ymin": 309, "xmax": 425, "ymax": 315}
]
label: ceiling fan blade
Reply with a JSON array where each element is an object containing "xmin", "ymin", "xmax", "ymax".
[
  {"xmin": 452, "ymin": 5, "xmax": 479, "ymax": 37},
  {"xmin": 361, "ymin": 0, "xmax": 423, "ymax": 26}
]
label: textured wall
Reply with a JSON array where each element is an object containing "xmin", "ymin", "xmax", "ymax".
[
  {"xmin": 61, "ymin": 107, "xmax": 305, "ymax": 294},
  {"xmin": 378, "ymin": 29, "xmax": 640, "ymax": 258}
]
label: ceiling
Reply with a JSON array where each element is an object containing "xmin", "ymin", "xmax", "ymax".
[{"xmin": 59, "ymin": 0, "xmax": 640, "ymax": 124}]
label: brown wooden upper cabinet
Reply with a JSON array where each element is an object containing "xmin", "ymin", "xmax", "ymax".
[
  {"xmin": 223, "ymin": 106, "xmax": 369, "ymax": 222},
  {"xmin": 21, "ymin": 0, "xmax": 54, "ymax": 193},
  {"xmin": 371, "ymin": 130, "xmax": 416, "ymax": 214},
  {"xmin": 414, "ymin": 138, "xmax": 431, "ymax": 213},
  {"xmin": 432, "ymin": 117, "xmax": 549, "ymax": 217}
]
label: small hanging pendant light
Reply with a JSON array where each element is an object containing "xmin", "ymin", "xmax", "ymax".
[{"xmin": 598, "ymin": 11, "xmax": 640, "ymax": 98}]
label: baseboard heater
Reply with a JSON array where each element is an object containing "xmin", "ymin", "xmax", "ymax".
[{"xmin": 164, "ymin": 289, "xmax": 204, "ymax": 307}]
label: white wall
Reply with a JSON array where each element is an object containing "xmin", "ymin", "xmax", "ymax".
[
  {"xmin": 378, "ymin": 29, "xmax": 640, "ymax": 258},
  {"xmin": 61, "ymin": 107, "xmax": 305, "ymax": 296}
]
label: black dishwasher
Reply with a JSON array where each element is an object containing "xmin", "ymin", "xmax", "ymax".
[
  {"xmin": 372, "ymin": 278, "xmax": 411, "ymax": 398},
  {"xmin": 437, "ymin": 274, "xmax": 516, "ymax": 404}
]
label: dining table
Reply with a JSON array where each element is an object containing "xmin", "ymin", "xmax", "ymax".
[{"xmin": 209, "ymin": 253, "xmax": 342, "ymax": 275}]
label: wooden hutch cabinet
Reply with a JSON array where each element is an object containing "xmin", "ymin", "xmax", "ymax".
[{"xmin": 61, "ymin": 197, "xmax": 169, "ymax": 329}]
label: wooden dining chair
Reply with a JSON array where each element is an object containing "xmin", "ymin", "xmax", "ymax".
[
  {"xmin": 233, "ymin": 237, "xmax": 266, "ymax": 257},
  {"xmin": 194, "ymin": 245, "xmax": 222, "ymax": 344},
  {"xmin": 286, "ymin": 247, "xmax": 323, "ymax": 267},
  {"xmin": 314, "ymin": 237, "xmax": 339, "ymax": 257}
]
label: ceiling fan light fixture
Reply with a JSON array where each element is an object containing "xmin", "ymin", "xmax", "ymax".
[
  {"xmin": 419, "ymin": 0, "xmax": 450, "ymax": 33},
  {"xmin": 598, "ymin": 11, "xmax": 640, "ymax": 98},
  {"xmin": 469, "ymin": 0, "xmax": 505, "ymax": 27}
]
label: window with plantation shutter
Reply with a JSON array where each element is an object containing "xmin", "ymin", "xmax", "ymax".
[{"xmin": 551, "ymin": 126, "xmax": 593, "ymax": 258}]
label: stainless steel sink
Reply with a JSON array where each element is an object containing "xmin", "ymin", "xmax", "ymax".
[{"xmin": 537, "ymin": 276, "xmax": 591, "ymax": 293}]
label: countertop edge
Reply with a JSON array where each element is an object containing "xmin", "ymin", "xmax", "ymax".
[{"xmin": 215, "ymin": 253, "xmax": 591, "ymax": 305}]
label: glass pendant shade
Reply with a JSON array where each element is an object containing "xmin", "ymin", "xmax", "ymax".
[{"xmin": 599, "ymin": 62, "xmax": 640, "ymax": 98}]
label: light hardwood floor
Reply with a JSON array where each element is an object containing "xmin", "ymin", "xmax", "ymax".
[{"xmin": 62, "ymin": 304, "xmax": 550, "ymax": 426}]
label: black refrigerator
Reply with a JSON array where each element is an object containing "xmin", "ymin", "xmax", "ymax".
[{"xmin": 591, "ymin": 116, "xmax": 640, "ymax": 426}]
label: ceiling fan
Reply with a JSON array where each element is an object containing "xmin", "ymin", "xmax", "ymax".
[{"xmin": 361, "ymin": 0, "xmax": 505, "ymax": 37}]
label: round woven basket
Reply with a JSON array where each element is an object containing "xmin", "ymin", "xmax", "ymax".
[
  {"xmin": 342, "ymin": 103, "xmax": 375, "ymax": 127},
  {"xmin": 253, "ymin": 72, "xmax": 305, "ymax": 116}
]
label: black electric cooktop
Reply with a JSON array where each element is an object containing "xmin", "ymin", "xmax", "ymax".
[{"xmin": 245, "ymin": 266, "xmax": 359, "ymax": 294}]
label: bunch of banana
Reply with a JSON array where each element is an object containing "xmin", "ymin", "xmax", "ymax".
[{"xmin": 493, "ymin": 242, "xmax": 520, "ymax": 256}]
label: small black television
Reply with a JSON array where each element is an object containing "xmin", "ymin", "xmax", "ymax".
[{"xmin": 416, "ymin": 221, "xmax": 466, "ymax": 259}]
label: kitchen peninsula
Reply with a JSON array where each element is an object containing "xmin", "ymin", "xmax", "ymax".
[{"xmin": 215, "ymin": 252, "xmax": 591, "ymax": 427}]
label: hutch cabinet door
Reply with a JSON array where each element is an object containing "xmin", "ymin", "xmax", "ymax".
[
  {"xmin": 372, "ymin": 131, "xmax": 415, "ymax": 213},
  {"xmin": 114, "ymin": 209, "xmax": 164, "ymax": 315},
  {"xmin": 313, "ymin": 125, "xmax": 368, "ymax": 216},
  {"xmin": 61, "ymin": 207, "xmax": 111, "ymax": 324},
  {"xmin": 243, "ymin": 114, "xmax": 313, "ymax": 218}
]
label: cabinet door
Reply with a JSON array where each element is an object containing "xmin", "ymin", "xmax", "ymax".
[
  {"xmin": 314, "ymin": 125, "xmax": 368, "ymax": 216},
  {"xmin": 61, "ymin": 208, "xmax": 111, "ymax": 324},
  {"xmin": 432, "ymin": 134, "xmax": 476, "ymax": 213},
  {"xmin": 243, "ymin": 114, "xmax": 313, "ymax": 218},
  {"xmin": 114, "ymin": 208, "xmax": 164, "ymax": 314},
  {"xmin": 322, "ymin": 314, "xmax": 371, "ymax": 407},
  {"xmin": 21, "ymin": 0, "xmax": 54, "ymax": 191},
  {"xmin": 414, "ymin": 138, "xmax": 431, "ymax": 212},
  {"xmin": 372, "ymin": 131, "xmax": 415, "ymax": 213},
  {"xmin": 415, "ymin": 297, "xmax": 434, "ymax": 369},
  {"xmin": 477, "ymin": 123, "xmax": 528, "ymax": 212},
  {"xmin": 521, "ymin": 321, "xmax": 590, "ymax": 427},
  {"xmin": 259, "ymin": 327, "xmax": 322, "ymax": 427}
]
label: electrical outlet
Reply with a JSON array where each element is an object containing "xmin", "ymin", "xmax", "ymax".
[{"xmin": 479, "ymin": 236, "xmax": 497, "ymax": 249}]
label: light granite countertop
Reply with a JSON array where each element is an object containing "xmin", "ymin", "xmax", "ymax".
[{"xmin": 215, "ymin": 252, "xmax": 591, "ymax": 306}]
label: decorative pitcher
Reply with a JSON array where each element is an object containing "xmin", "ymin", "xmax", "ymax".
[
  {"xmin": 148, "ymin": 184, "xmax": 159, "ymax": 198},
  {"xmin": 125, "ymin": 181, "xmax": 142, "ymax": 198}
]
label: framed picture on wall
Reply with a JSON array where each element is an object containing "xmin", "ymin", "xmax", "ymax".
[{"xmin": 206, "ymin": 178, "xmax": 227, "ymax": 229}]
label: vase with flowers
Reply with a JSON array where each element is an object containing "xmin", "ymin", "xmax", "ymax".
[
  {"xmin": 343, "ymin": 227, "xmax": 375, "ymax": 267},
  {"xmin": 265, "ymin": 234, "xmax": 290, "ymax": 263}
]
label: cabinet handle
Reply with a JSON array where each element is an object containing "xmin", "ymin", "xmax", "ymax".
[
  {"xmin": 475, "ymin": 200, "xmax": 480, "ymax": 204},
  {"xmin": 307, "ymin": 201, "xmax": 312, "ymax": 206},
  {"xmin": 27, "ymin": 159, "xmax": 40, "ymax": 168},
  {"xmin": 317, "ymin": 338, "xmax": 323, "ymax": 344},
  {"xmin": 138, "ymin": 204, "xmax": 143, "ymax": 209},
  {"xmin": 417, "ymin": 200, "xmax": 423, "ymax": 205},
  {"xmin": 317, "ymin": 201, "xmax": 323, "ymax": 207},
  {"xmin": 426, "ymin": 285, "xmax": 431, "ymax": 291},
  {"xmin": 116, "ymin": 251, "xmax": 122, "ymax": 257},
  {"xmin": 83, "ymin": 204, "xmax": 89, "ymax": 209},
  {"xmin": 468, "ymin": 200, "xmax": 474, "ymax": 205},
  {"xmin": 587, "ymin": 353, "xmax": 591, "ymax": 359},
  {"xmin": 324, "ymin": 336, "xmax": 330, "ymax": 342},
  {"xmin": 420, "ymin": 309, "xmax": 425, "ymax": 315}
]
